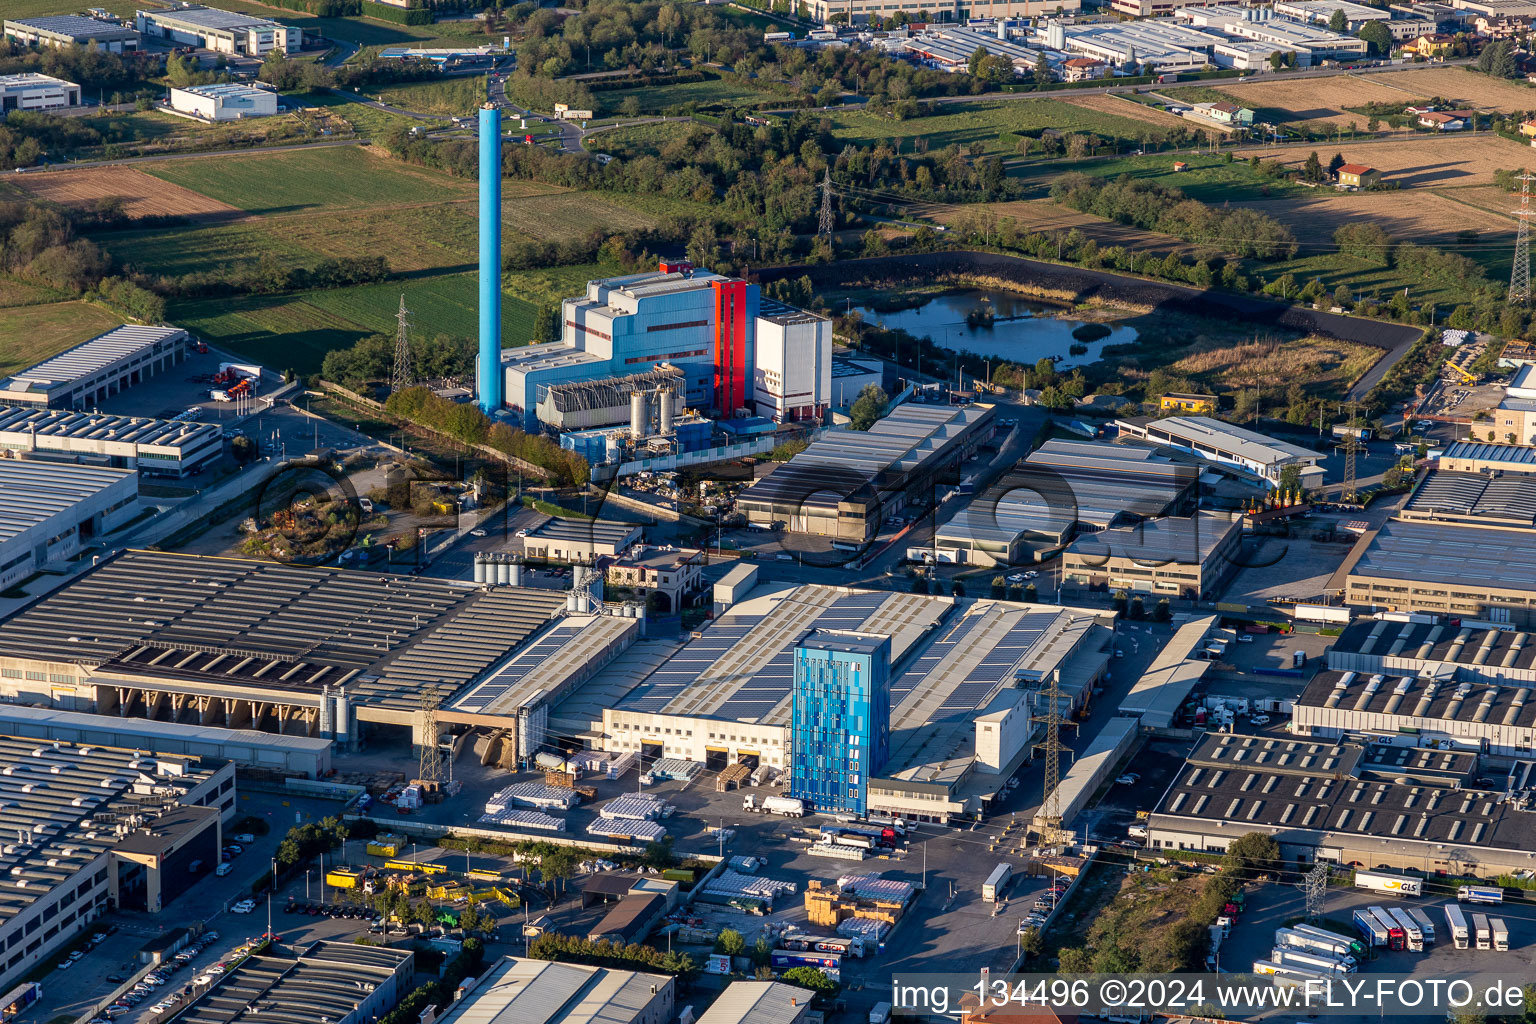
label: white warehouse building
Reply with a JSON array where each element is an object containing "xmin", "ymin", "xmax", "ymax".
[
  {"xmin": 0, "ymin": 325, "xmax": 190, "ymax": 411},
  {"xmin": 751, "ymin": 301, "xmax": 832, "ymax": 423},
  {"xmin": 135, "ymin": 6, "xmax": 299, "ymax": 55},
  {"xmin": 169, "ymin": 82, "xmax": 278, "ymax": 121},
  {"xmin": 0, "ymin": 461, "xmax": 139, "ymax": 592},
  {"xmin": 0, "ymin": 73, "xmax": 80, "ymax": 112}
]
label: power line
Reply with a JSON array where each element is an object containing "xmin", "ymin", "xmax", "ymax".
[
  {"xmin": 392, "ymin": 294, "xmax": 415, "ymax": 394},
  {"xmin": 1510, "ymin": 170, "xmax": 1534, "ymax": 305}
]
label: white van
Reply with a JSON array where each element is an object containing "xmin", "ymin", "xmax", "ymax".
[{"xmin": 215, "ymin": 863, "xmax": 232, "ymax": 877}]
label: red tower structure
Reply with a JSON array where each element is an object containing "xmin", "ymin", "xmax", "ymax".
[{"xmin": 713, "ymin": 279, "xmax": 749, "ymax": 415}]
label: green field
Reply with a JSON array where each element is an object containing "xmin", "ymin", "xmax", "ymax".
[
  {"xmin": 586, "ymin": 121, "xmax": 697, "ymax": 160},
  {"xmin": 0, "ymin": 301, "xmax": 123, "ymax": 378},
  {"xmin": 170, "ymin": 272, "xmax": 532, "ymax": 374},
  {"xmin": 143, "ymin": 145, "xmax": 471, "ymax": 214},
  {"xmin": 599, "ymin": 76, "xmax": 789, "ymax": 116},
  {"xmin": 287, "ymin": 90, "xmax": 435, "ymax": 137},
  {"xmin": 831, "ymin": 99, "xmax": 1164, "ymax": 155},
  {"xmin": 1016, "ymin": 153, "xmax": 1308, "ymax": 203},
  {"xmin": 0, "ymin": 277, "xmax": 68, "ymax": 309},
  {"xmin": 376, "ymin": 77, "xmax": 487, "ymax": 117}
]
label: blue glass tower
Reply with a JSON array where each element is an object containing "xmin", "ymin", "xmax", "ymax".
[{"xmin": 790, "ymin": 631, "xmax": 891, "ymax": 816}]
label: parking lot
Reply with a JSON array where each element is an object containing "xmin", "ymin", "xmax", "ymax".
[{"xmin": 1219, "ymin": 881, "xmax": 1536, "ymax": 989}]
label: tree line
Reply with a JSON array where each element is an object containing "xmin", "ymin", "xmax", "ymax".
[{"xmin": 384, "ymin": 387, "xmax": 592, "ymax": 486}]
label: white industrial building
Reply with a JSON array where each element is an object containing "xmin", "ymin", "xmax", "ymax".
[
  {"xmin": 0, "ymin": 325, "xmax": 191, "ymax": 411},
  {"xmin": 2, "ymin": 15, "xmax": 140, "ymax": 52},
  {"xmin": 1116, "ymin": 414, "xmax": 1324, "ymax": 488},
  {"xmin": 0, "ymin": 407, "xmax": 222, "ymax": 477},
  {"xmin": 431, "ymin": 957, "xmax": 675, "ymax": 1024},
  {"xmin": 1273, "ymin": 0, "xmax": 1393, "ymax": 26},
  {"xmin": 751, "ymin": 301, "xmax": 831, "ymax": 423},
  {"xmin": 1042, "ymin": 19, "xmax": 1217, "ymax": 72},
  {"xmin": 135, "ymin": 6, "xmax": 299, "ymax": 54},
  {"xmin": 0, "ymin": 73, "xmax": 80, "ymax": 112},
  {"xmin": 0, "ymin": 736, "xmax": 234, "ymax": 992},
  {"xmin": 169, "ymin": 82, "xmax": 278, "ymax": 121},
  {"xmin": 804, "ymin": 0, "xmax": 1080, "ymax": 24},
  {"xmin": 0, "ymin": 461, "xmax": 138, "ymax": 591},
  {"xmin": 1180, "ymin": 5, "xmax": 1370, "ymax": 62}
]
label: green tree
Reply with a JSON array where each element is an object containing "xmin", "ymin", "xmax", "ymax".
[
  {"xmin": 1328, "ymin": 7, "xmax": 1347, "ymax": 32},
  {"xmin": 1302, "ymin": 150, "xmax": 1324, "ymax": 183},
  {"xmin": 967, "ymin": 45, "xmax": 991, "ymax": 78},
  {"xmin": 751, "ymin": 935, "xmax": 773, "ymax": 967},
  {"xmin": 1328, "ymin": 152, "xmax": 1346, "ymax": 178},
  {"xmin": 1358, "ymin": 21, "xmax": 1392, "ymax": 55},
  {"xmin": 1223, "ymin": 832, "xmax": 1281, "ymax": 878},
  {"xmin": 1058, "ymin": 947, "xmax": 1094, "ymax": 973},
  {"xmin": 1278, "ymin": 464, "xmax": 1303, "ymax": 493},
  {"xmin": 1033, "ymin": 51, "xmax": 1051, "ymax": 87},
  {"xmin": 715, "ymin": 928, "xmax": 747, "ymax": 956},
  {"xmin": 849, "ymin": 384, "xmax": 889, "ymax": 430},
  {"xmin": 1019, "ymin": 926, "xmax": 1045, "ymax": 961},
  {"xmin": 780, "ymin": 967, "xmax": 837, "ymax": 995}
]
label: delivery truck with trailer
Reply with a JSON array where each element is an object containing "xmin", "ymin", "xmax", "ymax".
[
  {"xmin": 1458, "ymin": 885, "xmax": 1504, "ymax": 904},
  {"xmin": 1387, "ymin": 907, "xmax": 1423, "ymax": 951},
  {"xmin": 1291, "ymin": 923, "xmax": 1366, "ymax": 957},
  {"xmin": 1275, "ymin": 928, "xmax": 1356, "ymax": 961},
  {"xmin": 1490, "ymin": 918, "xmax": 1509, "ymax": 951},
  {"xmin": 1354, "ymin": 870, "xmax": 1423, "ymax": 897},
  {"xmin": 743, "ymin": 795, "xmax": 805, "ymax": 816},
  {"xmin": 771, "ymin": 950, "xmax": 842, "ymax": 981},
  {"xmin": 1472, "ymin": 913, "xmax": 1492, "ymax": 950},
  {"xmin": 1252, "ymin": 961, "xmax": 1333, "ymax": 987},
  {"xmin": 1354, "ymin": 907, "xmax": 1390, "ymax": 947},
  {"xmin": 1368, "ymin": 906, "xmax": 1406, "ymax": 950},
  {"xmin": 1272, "ymin": 948, "xmax": 1355, "ymax": 975},
  {"xmin": 1407, "ymin": 907, "xmax": 1436, "ymax": 946},
  {"xmin": 983, "ymin": 863, "xmax": 1013, "ymax": 902},
  {"xmin": 1444, "ymin": 905, "xmax": 1469, "ymax": 949}
]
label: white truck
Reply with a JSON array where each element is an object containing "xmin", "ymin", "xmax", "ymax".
[
  {"xmin": 1271, "ymin": 948, "xmax": 1354, "ymax": 975},
  {"xmin": 1444, "ymin": 905, "xmax": 1469, "ymax": 949},
  {"xmin": 1275, "ymin": 928, "xmax": 1356, "ymax": 961},
  {"xmin": 1354, "ymin": 869, "xmax": 1423, "ymax": 897},
  {"xmin": 1387, "ymin": 906, "xmax": 1424, "ymax": 952},
  {"xmin": 982, "ymin": 863, "xmax": 1013, "ymax": 903},
  {"xmin": 1407, "ymin": 907, "xmax": 1436, "ymax": 947},
  {"xmin": 869, "ymin": 1003, "xmax": 892, "ymax": 1024},
  {"xmin": 1457, "ymin": 885, "xmax": 1504, "ymax": 904},
  {"xmin": 742, "ymin": 795, "xmax": 804, "ymax": 816},
  {"xmin": 1490, "ymin": 918, "xmax": 1509, "ymax": 952},
  {"xmin": 1472, "ymin": 912, "xmax": 1492, "ymax": 950}
]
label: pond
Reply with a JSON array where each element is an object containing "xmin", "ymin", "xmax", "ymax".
[{"xmin": 851, "ymin": 289, "xmax": 1138, "ymax": 370}]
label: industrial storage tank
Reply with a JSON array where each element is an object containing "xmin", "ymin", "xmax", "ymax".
[
  {"xmin": 496, "ymin": 554, "xmax": 511, "ymax": 585},
  {"xmin": 631, "ymin": 391, "xmax": 651, "ymax": 438},
  {"xmin": 508, "ymin": 559, "xmax": 523, "ymax": 586},
  {"xmin": 473, "ymin": 552, "xmax": 487, "ymax": 584},
  {"xmin": 658, "ymin": 387, "xmax": 675, "ymax": 434}
]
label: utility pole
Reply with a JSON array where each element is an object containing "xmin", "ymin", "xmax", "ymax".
[
  {"xmin": 418, "ymin": 687, "xmax": 443, "ymax": 787},
  {"xmin": 1032, "ymin": 673, "xmax": 1071, "ymax": 844},
  {"xmin": 817, "ymin": 169, "xmax": 835, "ymax": 240},
  {"xmin": 1341, "ymin": 399, "xmax": 1363, "ymax": 503},
  {"xmin": 1301, "ymin": 863, "xmax": 1328, "ymax": 923},
  {"xmin": 392, "ymin": 294, "xmax": 415, "ymax": 394},
  {"xmin": 1510, "ymin": 171, "xmax": 1534, "ymax": 305}
]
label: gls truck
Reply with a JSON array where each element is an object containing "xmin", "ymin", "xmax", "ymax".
[{"xmin": 1354, "ymin": 870, "xmax": 1424, "ymax": 897}]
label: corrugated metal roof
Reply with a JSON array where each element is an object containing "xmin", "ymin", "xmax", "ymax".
[
  {"xmin": 431, "ymin": 957, "xmax": 672, "ymax": 1024},
  {"xmin": 695, "ymin": 981, "xmax": 814, "ymax": 1024},
  {"xmin": 1, "ymin": 325, "xmax": 186, "ymax": 394},
  {"xmin": 0, "ymin": 460, "xmax": 135, "ymax": 545}
]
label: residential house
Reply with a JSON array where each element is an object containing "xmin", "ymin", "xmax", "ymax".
[
  {"xmin": 1409, "ymin": 31, "xmax": 1455, "ymax": 55},
  {"xmin": 1336, "ymin": 163, "xmax": 1381, "ymax": 188},
  {"xmin": 1474, "ymin": 14, "xmax": 1531, "ymax": 36},
  {"xmin": 1060, "ymin": 57, "xmax": 1107, "ymax": 81},
  {"xmin": 604, "ymin": 545, "xmax": 703, "ymax": 614},
  {"xmin": 1417, "ymin": 110, "xmax": 1467, "ymax": 130},
  {"xmin": 1205, "ymin": 101, "xmax": 1254, "ymax": 125},
  {"xmin": 1159, "ymin": 393, "xmax": 1218, "ymax": 414},
  {"xmin": 1521, "ymin": 118, "xmax": 1536, "ymax": 138}
]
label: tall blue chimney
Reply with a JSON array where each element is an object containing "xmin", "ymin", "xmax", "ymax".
[{"xmin": 477, "ymin": 103, "xmax": 503, "ymax": 413}]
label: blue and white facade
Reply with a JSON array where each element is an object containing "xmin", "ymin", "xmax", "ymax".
[
  {"xmin": 790, "ymin": 630, "xmax": 891, "ymax": 816},
  {"xmin": 501, "ymin": 269, "xmax": 759, "ymax": 429}
]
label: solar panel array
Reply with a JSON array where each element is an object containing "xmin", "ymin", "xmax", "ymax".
[
  {"xmin": 620, "ymin": 590, "xmax": 893, "ymax": 719},
  {"xmin": 1405, "ymin": 470, "xmax": 1536, "ymax": 524},
  {"xmin": 936, "ymin": 618, "xmax": 1046, "ymax": 715},
  {"xmin": 450, "ymin": 622, "xmax": 586, "ymax": 712},
  {"xmin": 887, "ymin": 613, "xmax": 985, "ymax": 704}
]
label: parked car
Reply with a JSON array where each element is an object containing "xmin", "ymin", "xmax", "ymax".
[
  {"xmin": 1249, "ymin": 714, "xmax": 1271, "ymax": 726},
  {"xmin": 1115, "ymin": 773, "xmax": 1140, "ymax": 785}
]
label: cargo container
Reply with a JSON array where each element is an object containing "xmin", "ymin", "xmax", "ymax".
[
  {"xmin": 1443, "ymin": 905, "xmax": 1469, "ymax": 949},
  {"xmin": 1368, "ymin": 906, "xmax": 1405, "ymax": 950},
  {"xmin": 1387, "ymin": 907, "xmax": 1423, "ymax": 952},
  {"xmin": 1290, "ymin": 924, "xmax": 1366, "ymax": 957},
  {"xmin": 982, "ymin": 863, "xmax": 1013, "ymax": 902},
  {"xmin": 870, "ymin": 1002, "xmax": 893, "ymax": 1024},
  {"xmin": 1251, "ymin": 960, "xmax": 1332, "ymax": 986},
  {"xmin": 1271, "ymin": 948, "xmax": 1354, "ymax": 975},
  {"xmin": 1275, "ymin": 927, "xmax": 1356, "ymax": 961},
  {"xmin": 1354, "ymin": 870, "xmax": 1422, "ymax": 897},
  {"xmin": 1458, "ymin": 885, "xmax": 1504, "ymax": 904},
  {"xmin": 1353, "ymin": 907, "xmax": 1390, "ymax": 947},
  {"xmin": 1407, "ymin": 907, "xmax": 1436, "ymax": 946},
  {"xmin": 1472, "ymin": 913, "xmax": 1492, "ymax": 949},
  {"xmin": 1490, "ymin": 918, "xmax": 1509, "ymax": 952}
]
